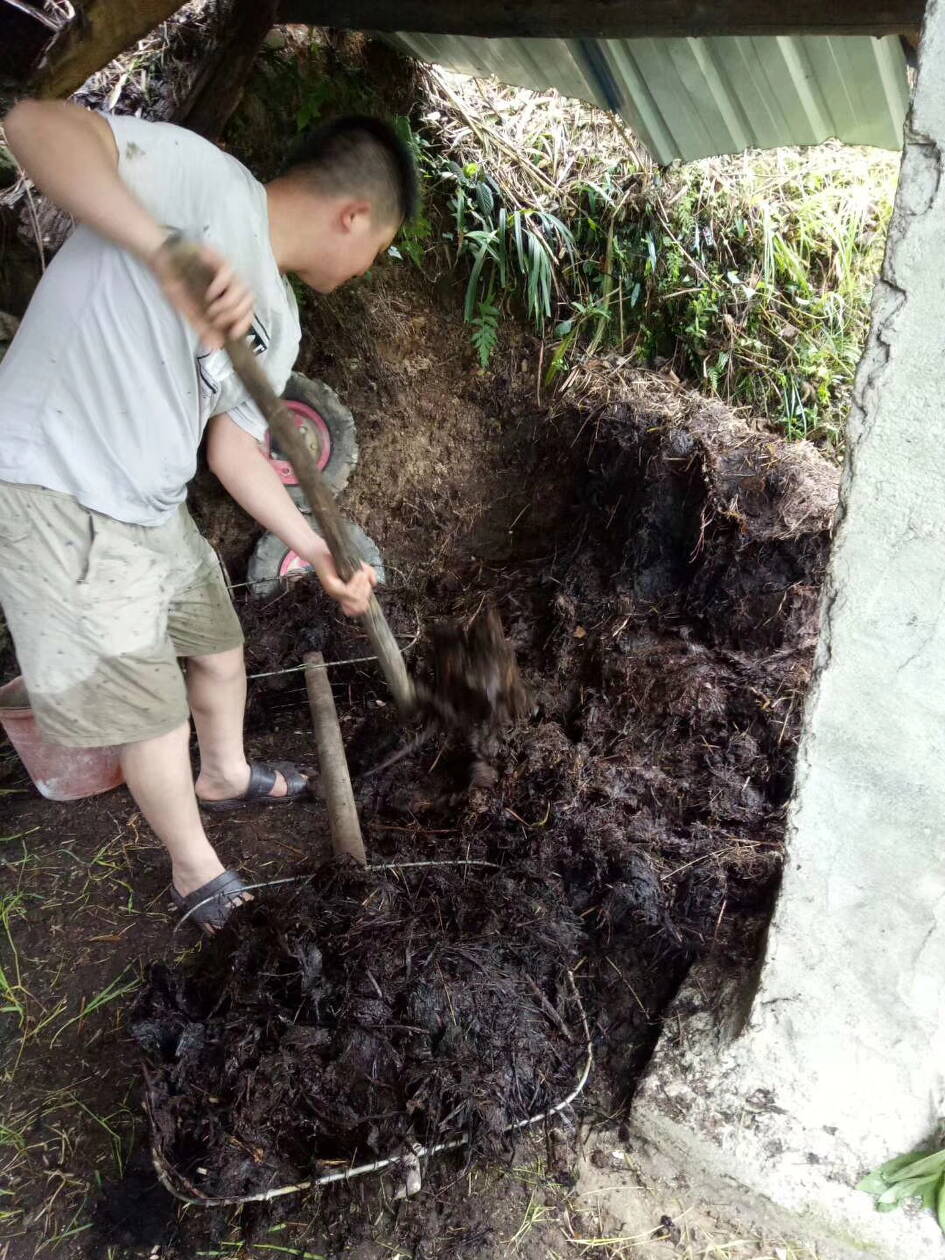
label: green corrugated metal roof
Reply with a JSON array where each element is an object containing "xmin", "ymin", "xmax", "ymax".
[{"xmin": 388, "ymin": 32, "xmax": 910, "ymax": 161}]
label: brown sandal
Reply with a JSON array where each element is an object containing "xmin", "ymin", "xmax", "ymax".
[{"xmin": 171, "ymin": 870, "xmax": 251, "ymax": 934}]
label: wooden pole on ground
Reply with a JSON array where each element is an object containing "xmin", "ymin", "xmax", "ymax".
[{"xmin": 304, "ymin": 652, "xmax": 366, "ymax": 865}]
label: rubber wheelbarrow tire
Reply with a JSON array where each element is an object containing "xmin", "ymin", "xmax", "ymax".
[
  {"xmin": 246, "ymin": 519, "xmax": 385, "ymax": 602},
  {"xmin": 281, "ymin": 372, "xmax": 358, "ymax": 500}
]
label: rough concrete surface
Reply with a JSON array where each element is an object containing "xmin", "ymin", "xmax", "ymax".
[
  {"xmin": 626, "ymin": 1, "xmax": 945, "ymax": 1256},
  {"xmin": 575, "ymin": 1130, "xmax": 819, "ymax": 1257}
]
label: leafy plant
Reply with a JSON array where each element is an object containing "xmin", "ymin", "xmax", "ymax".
[
  {"xmin": 389, "ymin": 117, "xmax": 435, "ymax": 267},
  {"xmin": 410, "ymin": 68, "xmax": 898, "ymax": 447},
  {"xmin": 434, "ymin": 160, "xmax": 577, "ymax": 366},
  {"xmin": 470, "ymin": 296, "xmax": 500, "ymax": 367},
  {"xmin": 295, "ymin": 79, "xmax": 333, "ymax": 133},
  {"xmin": 858, "ymin": 1146, "xmax": 945, "ymax": 1233}
]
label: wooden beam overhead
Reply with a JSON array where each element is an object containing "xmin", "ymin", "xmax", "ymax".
[
  {"xmin": 277, "ymin": 0, "xmax": 923, "ymax": 38},
  {"xmin": 33, "ymin": 0, "xmax": 181, "ymax": 99}
]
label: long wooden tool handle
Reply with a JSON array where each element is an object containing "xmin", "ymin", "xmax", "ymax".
[
  {"xmin": 225, "ymin": 333, "xmax": 416, "ymax": 715},
  {"xmin": 167, "ymin": 240, "xmax": 416, "ymax": 716}
]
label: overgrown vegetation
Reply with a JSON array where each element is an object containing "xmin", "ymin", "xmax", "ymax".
[
  {"xmin": 0, "ymin": 24, "xmax": 903, "ymax": 448},
  {"xmin": 401, "ymin": 70, "xmax": 898, "ymax": 446},
  {"xmin": 6, "ymin": 21, "xmax": 893, "ymax": 447}
]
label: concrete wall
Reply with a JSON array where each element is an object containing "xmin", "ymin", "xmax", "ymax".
[{"xmin": 626, "ymin": 2, "xmax": 945, "ymax": 1255}]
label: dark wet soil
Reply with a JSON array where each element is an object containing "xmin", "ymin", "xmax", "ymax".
[
  {"xmin": 134, "ymin": 861, "xmax": 584, "ymax": 1202},
  {"xmin": 132, "ymin": 350, "xmax": 838, "ymax": 1242},
  {"xmin": 0, "ymin": 177, "xmax": 839, "ymax": 1259}
]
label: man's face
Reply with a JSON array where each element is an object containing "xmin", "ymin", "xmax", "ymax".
[{"xmin": 297, "ymin": 201, "xmax": 398, "ymax": 293}]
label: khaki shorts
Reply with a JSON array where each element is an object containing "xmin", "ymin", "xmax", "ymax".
[{"xmin": 0, "ymin": 482, "xmax": 243, "ymax": 747}]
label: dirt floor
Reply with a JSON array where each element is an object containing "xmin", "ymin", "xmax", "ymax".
[{"xmin": 0, "ymin": 253, "xmax": 838, "ymax": 1257}]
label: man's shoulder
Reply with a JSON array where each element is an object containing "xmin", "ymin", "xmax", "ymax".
[{"xmin": 105, "ymin": 113, "xmax": 257, "ymax": 194}]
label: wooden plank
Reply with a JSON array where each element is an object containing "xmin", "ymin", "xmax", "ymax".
[
  {"xmin": 33, "ymin": 0, "xmax": 182, "ymax": 100},
  {"xmin": 277, "ymin": 0, "xmax": 923, "ymax": 38},
  {"xmin": 27, "ymin": 0, "xmax": 921, "ymax": 102}
]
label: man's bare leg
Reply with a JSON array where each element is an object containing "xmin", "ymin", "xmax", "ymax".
[
  {"xmin": 119, "ymin": 721, "xmax": 229, "ymax": 898},
  {"xmin": 185, "ymin": 646, "xmax": 288, "ymax": 802}
]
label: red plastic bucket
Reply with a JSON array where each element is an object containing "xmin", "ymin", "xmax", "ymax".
[{"xmin": 0, "ymin": 677, "xmax": 124, "ymax": 801}]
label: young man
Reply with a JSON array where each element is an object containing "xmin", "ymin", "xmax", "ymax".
[{"xmin": 0, "ymin": 102, "xmax": 417, "ymax": 930}]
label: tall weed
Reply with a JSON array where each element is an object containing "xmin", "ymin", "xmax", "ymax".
[{"xmin": 407, "ymin": 71, "xmax": 898, "ymax": 446}]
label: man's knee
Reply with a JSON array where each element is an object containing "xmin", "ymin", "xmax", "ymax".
[{"xmin": 119, "ymin": 718, "xmax": 191, "ymax": 760}]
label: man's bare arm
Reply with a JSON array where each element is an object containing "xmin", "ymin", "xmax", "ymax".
[
  {"xmin": 3, "ymin": 100, "xmax": 252, "ymax": 346},
  {"xmin": 206, "ymin": 413, "xmax": 377, "ymax": 617},
  {"xmin": 5, "ymin": 101, "xmax": 164, "ymax": 259}
]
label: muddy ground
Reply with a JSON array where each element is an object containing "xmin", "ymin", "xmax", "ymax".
[{"xmin": 0, "ymin": 253, "xmax": 838, "ymax": 1257}]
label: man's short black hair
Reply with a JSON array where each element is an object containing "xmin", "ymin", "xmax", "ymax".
[{"xmin": 285, "ymin": 115, "xmax": 419, "ymax": 226}]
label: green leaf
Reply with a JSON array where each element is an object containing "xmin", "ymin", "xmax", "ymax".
[
  {"xmin": 454, "ymin": 186, "xmax": 466, "ymax": 244},
  {"xmin": 874, "ymin": 1175, "xmax": 939, "ymax": 1211},
  {"xmin": 470, "ymin": 296, "xmax": 500, "ymax": 367},
  {"xmin": 464, "ymin": 238, "xmax": 495, "ymax": 322},
  {"xmin": 497, "ymin": 207, "xmax": 508, "ymax": 288},
  {"xmin": 934, "ymin": 1174, "xmax": 945, "ymax": 1229},
  {"xmin": 885, "ymin": 1150, "xmax": 945, "ymax": 1183},
  {"xmin": 857, "ymin": 1156, "xmax": 912, "ymax": 1194},
  {"xmin": 475, "ymin": 180, "xmax": 494, "ymax": 217},
  {"xmin": 922, "ymin": 1177, "xmax": 941, "ymax": 1214},
  {"xmin": 513, "ymin": 211, "xmax": 526, "ymax": 275},
  {"xmin": 544, "ymin": 327, "xmax": 576, "ymax": 386},
  {"xmin": 539, "ymin": 211, "xmax": 577, "ymax": 257}
]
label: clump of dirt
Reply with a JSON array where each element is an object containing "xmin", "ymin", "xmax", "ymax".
[
  {"xmin": 132, "ymin": 861, "xmax": 586, "ymax": 1201},
  {"xmin": 422, "ymin": 607, "xmax": 528, "ymax": 731},
  {"xmin": 343, "ymin": 371, "xmax": 836, "ymax": 1088}
]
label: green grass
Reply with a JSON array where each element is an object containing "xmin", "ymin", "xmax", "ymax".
[
  {"xmin": 510, "ymin": 1189, "xmax": 559, "ymax": 1247},
  {"xmin": 0, "ymin": 848, "xmax": 146, "ymax": 1075},
  {"xmin": 406, "ymin": 69, "xmax": 898, "ymax": 447},
  {"xmin": 0, "ymin": 892, "xmax": 25, "ymax": 1027},
  {"xmin": 48, "ymin": 964, "xmax": 140, "ymax": 1048}
]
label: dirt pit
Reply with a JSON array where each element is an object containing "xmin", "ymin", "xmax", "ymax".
[{"xmin": 130, "ymin": 304, "xmax": 839, "ymax": 1241}]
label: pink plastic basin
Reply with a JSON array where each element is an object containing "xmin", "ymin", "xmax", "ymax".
[{"xmin": 0, "ymin": 677, "xmax": 124, "ymax": 801}]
